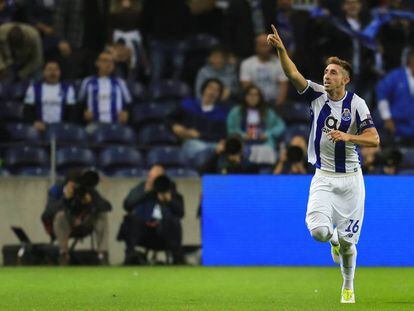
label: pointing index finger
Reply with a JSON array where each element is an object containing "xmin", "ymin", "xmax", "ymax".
[{"xmin": 271, "ymin": 24, "xmax": 278, "ymax": 35}]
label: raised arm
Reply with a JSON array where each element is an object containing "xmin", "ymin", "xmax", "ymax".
[{"xmin": 267, "ymin": 24, "xmax": 307, "ymax": 93}]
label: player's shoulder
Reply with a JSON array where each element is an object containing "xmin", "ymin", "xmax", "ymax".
[
  {"xmin": 300, "ymin": 80, "xmax": 325, "ymax": 97},
  {"xmin": 350, "ymin": 92, "xmax": 367, "ymax": 107}
]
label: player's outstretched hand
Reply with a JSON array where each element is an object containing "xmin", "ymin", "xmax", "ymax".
[
  {"xmin": 267, "ymin": 24, "xmax": 285, "ymax": 51},
  {"xmin": 327, "ymin": 130, "xmax": 351, "ymax": 143}
]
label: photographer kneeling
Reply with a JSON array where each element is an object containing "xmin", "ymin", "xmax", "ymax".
[
  {"xmin": 118, "ymin": 173, "xmax": 184, "ymax": 265},
  {"xmin": 42, "ymin": 170, "xmax": 112, "ymax": 265}
]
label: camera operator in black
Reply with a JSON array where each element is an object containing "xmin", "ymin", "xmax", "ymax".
[
  {"xmin": 200, "ymin": 135, "xmax": 259, "ymax": 174},
  {"xmin": 118, "ymin": 174, "xmax": 184, "ymax": 264},
  {"xmin": 42, "ymin": 170, "xmax": 112, "ymax": 265},
  {"xmin": 274, "ymin": 135, "xmax": 314, "ymax": 175}
]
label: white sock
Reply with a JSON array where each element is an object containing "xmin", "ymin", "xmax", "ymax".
[
  {"xmin": 339, "ymin": 244, "xmax": 357, "ymax": 291},
  {"xmin": 330, "ymin": 227, "xmax": 339, "ymax": 246}
]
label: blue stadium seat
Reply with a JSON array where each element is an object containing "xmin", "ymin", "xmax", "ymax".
[
  {"xmin": 45, "ymin": 123, "xmax": 88, "ymax": 144},
  {"xmin": 138, "ymin": 123, "xmax": 178, "ymax": 146},
  {"xmin": 18, "ymin": 167, "xmax": 50, "ymax": 176},
  {"xmin": 277, "ymin": 101, "xmax": 310, "ymax": 124},
  {"xmin": 105, "ymin": 168, "xmax": 147, "ymax": 177},
  {"xmin": 132, "ymin": 101, "xmax": 177, "ymax": 126},
  {"xmin": 90, "ymin": 124, "xmax": 136, "ymax": 145},
  {"xmin": 282, "ymin": 124, "xmax": 310, "ymax": 144},
  {"xmin": 166, "ymin": 168, "xmax": 199, "ymax": 177},
  {"xmin": 400, "ymin": 148, "xmax": 414, "ymax": 168},
  {"xmin": 148, "ymin": 80, "xmax": 191, "ymax": 101},
  {"xmin": 4, "ymin": 146, "xmax": 49, "ymax": 175},
  {"xmin": 146, "ymin": 146, "xmax": 185, "ymax": 168},
  {"xmin": 0, "ymin": 101, "xmax": 24, "ymax": 122},
  {"xmin": 128, "ymin": 81, "xmax": 146, "ymax": 102},
  {"xmin": 6, "ymin": 123, "xmax": 41, "ymax": 143},
  {"xmin": 56, "ymin": 147, "xmax": 96, "ymax": 174},
  {"xmin": 99, "ymin": 146, "xmax": 144, "ymax": 176},
  {"xmin": 9, "ymin": 80, "xmax": 29, "ymax": 100}
]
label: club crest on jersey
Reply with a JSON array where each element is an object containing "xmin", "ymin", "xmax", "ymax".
[{"xmin": 341, "ymin": 108, "xmax": 351, "ymax": 122}]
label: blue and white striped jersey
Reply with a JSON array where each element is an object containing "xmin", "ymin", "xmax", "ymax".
[
  {"xmin": 299, "ymin": 80, "xmax": 375, "ymax": 173},
  {"xmin": 79, "ymin": 76, "xmax": 132, "ymax": 123}
]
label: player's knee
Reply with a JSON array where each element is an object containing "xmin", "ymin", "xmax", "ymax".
[
  {"xmin": 339, "ymin": 238, "xmax": 355, "ymax": 255},
  {"xmin": 310, "ymin": 226, "xmax": 332, "ymax": 242}
]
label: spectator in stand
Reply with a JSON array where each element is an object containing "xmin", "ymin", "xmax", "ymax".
[
  {"xmin": 119, "ymin": 170, "xmax": 185, "ymax": 264},
  {"xmin": 360, "ymin": 145, "xmax": 381, "ymax": 174},
  {"xmin": 0, "ymin": 22, "xmax": 43, "ymax": 81},
  {"xmin": 23, "ymin": 61, "xmax": 77, "ymax": 132},
  {"xmin": 142, "ymin": 0, "xmax": 192, "ymax": 84},
  {"xmin": 227, "ymin": 85, "xmax": 285, "ymax": 164},
  {"xmin": 0, "ymin": 0, "xmax": 18, "ymax": 24},
  {"xmin": 269, "ymin": 0, "xmax": 313, "ymax": 81},
  {"xmin": 374, "ymin": 0, "xmax": 414, "ymax": 71},
  {"xmin": 376, "ymin": 49, "xmax": 414, "ymax": 144},
  {"xmin": 201, "ymin": 136, "xmax": 259, "ymax": 174},
  {"xmin": 107, "ymin": 39, "xmax": 133, "ymax": 80},
  {"xmin": 188, "ymin": 0, "xmax": 224, "ymax": 39},
  {"xmin": 223, "ymin": 0, "xmax": 275, "ymax": 59},
  {"xmin": 377, "ymin": 148, "xmax": 403, "ymax": 175},
  {"xmin": 194, "ymin": 45, "xmax": 239, "ymax": 101},
  {"xmin": 169, "ymin": 78, "xmax": 229, "ymax": 162},
  {"xmin": 108, "ymin": 0, "xmax": 149, "ymax": 80},
  {"xmin": 317, "ymin": 0, "xmax": 377, "ymax": 96},
  {"xmin": 79, "ymin": 51, "xmax": 132, "ymax": 127},
  {"xmin": 54, "ymin": 0, "xmax": 109, "ymax": 79},
  {"xmin": 24, "ymin": 0, "xmax": 62, "ymax": 61},
  {"xmin": 240, "ymin": 34, "xmax": 288, "ymax": 106},
  {"xmin": 274, "ymin": 135, "xmax": 313, "ymax": 174}
]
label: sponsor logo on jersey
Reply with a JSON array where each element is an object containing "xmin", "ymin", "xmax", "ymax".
[
  {"xmin": 325, "ymin": 116, "xmax": 339, "ymax": 130},
  {"xmin": 322, "ymin": 116, "xmax": 339, "ymax": 133},
  {"xmin": 341, "ymin": 108, "xmax": 351, "ymax": 121}
]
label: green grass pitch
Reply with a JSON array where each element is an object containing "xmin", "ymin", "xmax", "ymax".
[{"xmin": 0, "ymin": 267, "xmax": 413, "ymax": 310}]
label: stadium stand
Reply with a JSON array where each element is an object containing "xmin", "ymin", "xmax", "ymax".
[
  {"xmin": 55, "ymin": 147, "xmax": 96, "ymax": 174},
  {"xmin": 5, "ymin": 146, "xmax": 49, "ymax": 175},
  {"xmin": 0, "ymin": 0, "xmax": 412, "ymax": 179},
  {"xmin": 146, "ymin": 146, "xmax": 186, "ymax": 168},
  {"xmin": 98, "ymin": 146, "xmax": 144, "ymax": 176}
]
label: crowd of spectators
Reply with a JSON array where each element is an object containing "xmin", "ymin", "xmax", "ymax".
[{"xmin": 0, "ymin": 0, "xmax": 414, "ymax": 176}]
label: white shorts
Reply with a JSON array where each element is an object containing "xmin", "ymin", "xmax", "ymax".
[{"xmin": 306, "ymin": 168, "xmax": 365, "ymax": 244}]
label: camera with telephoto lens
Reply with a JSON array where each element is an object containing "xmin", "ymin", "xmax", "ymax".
[{"xmin": 69, "ymin": 170, "xmax": 100, "ymax": 216}]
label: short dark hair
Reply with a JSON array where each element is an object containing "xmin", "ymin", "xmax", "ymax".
[
  {"xmin": 225, "ymin": 136, "xmax": 243, "ymax": 156},
  {"xmin": 200, "ymin": 78, "xmax": 224, "ymax": 98},
  {"xmin": 326, "ymin": 56, "xmax": 353, "ymax": 78},
  {"xmin": 153, "ymin": 175, "xmax": 172, "ymax": 193}
]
